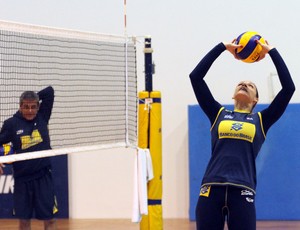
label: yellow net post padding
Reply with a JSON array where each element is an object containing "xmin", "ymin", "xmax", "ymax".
[{"xmin": 139, "ymin": 91, "xmax": 163, "ymax": 230}]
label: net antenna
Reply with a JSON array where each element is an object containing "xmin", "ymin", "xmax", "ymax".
[
  {"xmin": 124, "ymin": 0, "xmax": 127, "ymax": 37},
  {"xmin": 124, "ymin": 0, "xmax": 129, "ymax": 146},
  {"xmin": 0, "ymin": 20, "xmax": 138, "ymax": 163}
]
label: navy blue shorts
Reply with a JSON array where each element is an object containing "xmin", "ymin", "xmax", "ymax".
[
  {"xmin": 13, "ymin": 168, "xmax": 58, "ymax": 220},
  {"xmin": 196, "ymin": 185, "xmax": 256, "ymax": 230}
]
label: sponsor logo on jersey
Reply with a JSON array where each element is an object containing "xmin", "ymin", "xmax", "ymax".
[
  {"xmin": 231, "ymin": 122, "xmax": 243, "ymax": 131},
  {"xmin": 218, "ymin": 120, "xmax": 256, "ymax": 143},
  {"xmin": 21, "ymin": 129, "xmax": 43, "ymax": 150},
  {"xmin": 224, "ymin": 114, "xmax": 234, "ymax": 119},
  {"xmin": 16, "ymin": 129, "xmax": 23, "ymax": 135},
  {"xmin": 241, "ymin": 190, "xmax": 254, "ymax": 196},
  {"xmin": 246, "ymin": 197, "xmax": 254, "ymax": 203}
]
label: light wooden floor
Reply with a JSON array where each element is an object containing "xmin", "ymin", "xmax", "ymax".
[{"xmin": 1, "ymin": 219, "xmax": 300, "ymax": 230}]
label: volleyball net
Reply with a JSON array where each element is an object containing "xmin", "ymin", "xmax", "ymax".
[{"xmin": 0, "ymin": 20, "xmax": 138, "ymax": 163}]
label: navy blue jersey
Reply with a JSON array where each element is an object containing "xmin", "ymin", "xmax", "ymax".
[
  {"xmin": 190, "ymin": 43, "xmax": 295, "ymax": 192},
  {"xmin": 203, "ymin": 108, "xmax": 265, "ymax": 192},
  {"xmin": 0, "ymin": 86, "xmax": 54, "ymax": 180}
]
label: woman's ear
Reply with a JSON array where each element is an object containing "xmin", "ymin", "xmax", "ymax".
[{"xmin": 252, "ymin": 97, "xmax": 258, "ymax": 109}]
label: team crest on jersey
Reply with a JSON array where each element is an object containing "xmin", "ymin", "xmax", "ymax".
[{"xmin": 200, "ymin": 185, "xmax": 211, "ymax": 197}]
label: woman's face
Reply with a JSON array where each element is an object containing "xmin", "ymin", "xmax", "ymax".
[{"xmin": 233, "ymin": 81, "xmax": 258, "ymax": 104}]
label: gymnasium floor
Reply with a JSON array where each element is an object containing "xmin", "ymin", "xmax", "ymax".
[{"xmin": 1, "ymin": 219, "xmax": 300, "ymax": 230}]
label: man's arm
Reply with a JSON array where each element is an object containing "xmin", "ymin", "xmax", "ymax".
[{"xmin": 37, "ymin": 86, "xmax": 55, "ymax": 122}]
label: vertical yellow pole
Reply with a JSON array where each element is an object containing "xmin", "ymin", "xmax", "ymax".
[
  {"xmin": 140, "ymin": 91, "xmax": 163, "ymax": 230},
  {"xmin": 138, "ymin": 91, "xmax": 150, "ymax": 149}
]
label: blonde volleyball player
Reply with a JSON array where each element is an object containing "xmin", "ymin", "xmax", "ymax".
[
  {"xmin": 0, "ymin": 86, "xmax": 57, "ymax": 230},
  {"xmin": 189, "ymin": 40, "xmax": 295, "ymax": 230}
]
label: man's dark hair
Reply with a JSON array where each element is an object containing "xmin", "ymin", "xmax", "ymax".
[{"xmin": 19, "ymin": 91, "xmax": 39, "ymax": 105}]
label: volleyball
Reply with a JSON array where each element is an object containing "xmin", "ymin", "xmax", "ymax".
[{"xmin": 235, "ymin": 31, "xmax": 266, "ymax": 63}]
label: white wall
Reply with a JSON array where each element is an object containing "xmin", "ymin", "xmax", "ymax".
[
  {"xmin": 0, "ymin": 0, "xmax": 299, "ymax": 219},
  {"xmin": 68, "ymin": 148, "xmax": 136, "ymax": 218}
]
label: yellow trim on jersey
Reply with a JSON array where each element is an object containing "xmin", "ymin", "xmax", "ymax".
[
  {"xmin": 258, "ymin": 112, "xmax": 266, "ymax": 138},
  {"xmin": 53, "ymin": 196, "xmax": 59, "ymax": 214},
  {"xmin": 234, "ymin": 109, "xmax": 251, "ymax": 113},
  {"xmin": 210, "ymin": 107, "xmax": 225, "ymax": 131}
]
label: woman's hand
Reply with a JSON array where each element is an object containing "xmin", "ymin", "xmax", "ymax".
[
  {"xmin": 223, "ymin": 39, "xmax": 274, "ymax": 62},
  {"xmin": 256, "ymin": 40, "xmax": 274, "ymax": 61},
  {"xmin": 223, "ymin": 40, "xmax": 243, "ymax": 60}
]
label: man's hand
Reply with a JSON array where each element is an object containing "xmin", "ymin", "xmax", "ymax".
[{"xmin": 0, "ymin": 163, "xmax": 4, "ymax": 175}]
